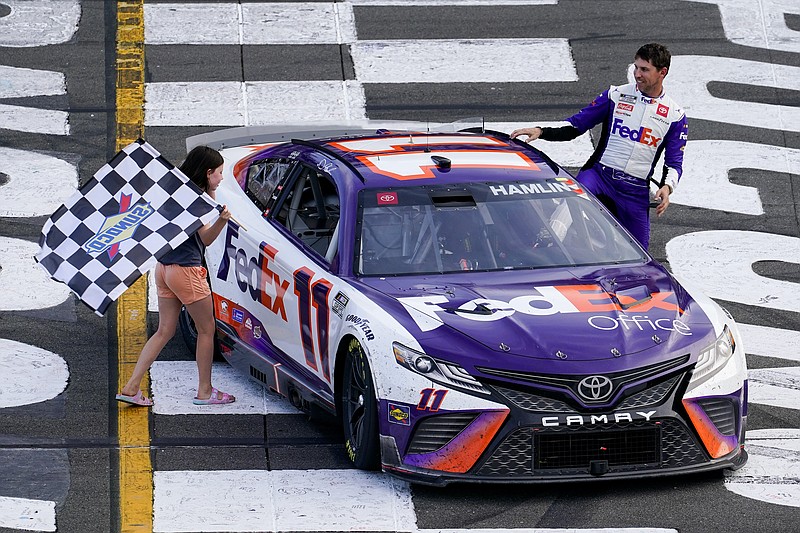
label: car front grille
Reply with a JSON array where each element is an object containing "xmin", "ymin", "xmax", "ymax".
[
  {"xmin": 477, "ymin": 354, "xmax": 689, "ymax": 407},
  {"xmin": 493, "ymin": 385, "xmax": 574, "ymax": 412},
  {"xmin": 476, "ymin": 419, "xmax": 707, "ymax": 477},
  {"xmin": 406, "ymin": 412, "xmax": 478, "ymax": 454},
  {"xmin": 616, "ymin": 374, "xmax": 680, "ymax": 410},
  {"xmin": 492, "ymin": 373, "xmax": 682, "ymax": 413}
]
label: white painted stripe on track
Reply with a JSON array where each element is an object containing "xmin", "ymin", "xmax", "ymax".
[
  {"xmin": 0, "ymin": 0, "xmax": 80, "ymax": 47},
  {"xmin": 0, "ymin": 65, "xmax": 65, "ymax": 98},
  {"xmin": 687, "ymin": 0, "xmax": 800, "ymax": 54},
  {"xmin": 352, "ymin": 39, "xmax": 577, "ymax": 83},
  {"xmin": 666, "ymin": 231, "xmax": 800, "ymax": 314},
  {"xmin": 0, "ymin": 340, "xmax": 68, "ymax": 409},
  {"xmin": 670, "ymin": 141, "xmax": 800, "ymax": 216},
  {"xmin": 145, "ymin": 81, "xmax": 366, "ymax": 126},
  {"xmin": 349, "ymin": 0, "xmax": 557, "ymax": 4},
  {"xmin": 145, "ymin": 82, "xmax": 244, "ymax": 126},
  {"xmin": 145, "ymin": 4, "xmax": 238, "ymax": 45},
  {"xmin": 0, "ymin": 66, "xmax": 69, "ymax": 135},
  {"xmin": 0, "ymin": 237, "xmax": 72, "ymax": 311},
  {"xmin": 0, "ymin": 147, "xmax": 78, "ymax": 217},
  {"xmin": 739, "ymin": 324, "xmax": 800, "ymax": 363},
  {"xmin": 153, "ymin": 469, "xmax": 416, "ymax": 532},
  {"xmin": 749, "ymin": 367, "xmax": 800, "ymax": 410},
  {"xmin": 149, "ymin": 361, "xmax": 300, "ymax": 415},
  {"xmin": 144, "ymin": 2, "xmax": 557, "ymax": 45},
  {"xmin": 725, "ymin": 428, "xmax": 800, "ymax": 508},
  {"xmin": 0, "ymin": 496, "xmax": 56, "ymax": 532},
  {"xmin": 145, "ymin": 2, "xmax": 357, "ymax": 45},
  {"xmin": 0, "ymin": 104, "xmax": 69, "ymax": 135},
  {"xmin": 419, "ymin": 530, "xmax": 676, "ymax": 533},
  {"xmin": 652, "ymin": 56, "xmax": 800, "ymax": 133}
]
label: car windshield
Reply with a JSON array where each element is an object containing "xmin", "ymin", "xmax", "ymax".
[{"xmin": 356, "ymin": 181, "xmax": 646, "ymax": 276}]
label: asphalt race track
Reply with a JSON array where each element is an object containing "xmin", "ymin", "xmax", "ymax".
[{"xmin": 0, "ymin": 1, "xmax": 799, "ymax": 532}]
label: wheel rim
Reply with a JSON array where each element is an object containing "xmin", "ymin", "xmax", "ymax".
[{"xmin": 345, "ymin": 349, "xmax": 369, "ymax": 449}]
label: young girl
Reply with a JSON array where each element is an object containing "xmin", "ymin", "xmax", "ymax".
[{"xmin": 116, "ymin": 145, "xmax": 235, "ymax": 406}]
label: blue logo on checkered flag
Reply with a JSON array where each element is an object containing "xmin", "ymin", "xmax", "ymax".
[
  {"xmin": 83, "ymin": 195, "xmax": 155, "ymax": 258},
  {"xmin": 35, "ymin": 139, "xmax": 220, "ymax": 316}
]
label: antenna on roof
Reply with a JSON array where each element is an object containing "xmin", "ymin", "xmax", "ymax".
[{"xmin": 425, "ymin": 121, "xmax": 430, "ymax": 153}]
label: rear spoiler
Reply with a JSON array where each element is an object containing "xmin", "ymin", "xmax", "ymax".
[{"xmin": 184, "ymin": 118, "xmax": 489, "ymax": 152}]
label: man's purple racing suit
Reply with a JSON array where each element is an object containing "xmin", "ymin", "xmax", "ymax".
[{"xmin": 538, "ymin": 82, "xmax": 688, "ymax": 249}]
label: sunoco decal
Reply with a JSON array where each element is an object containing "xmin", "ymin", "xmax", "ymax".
[
  {"xmin": 83, "ymin": 194, "xmax": 154, "ymax": 259},
  {"xmin": 388, "ymin": 403, "xmax": 410, "ymax": 425}
]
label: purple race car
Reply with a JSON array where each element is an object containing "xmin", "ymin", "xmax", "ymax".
[{"xmin": 181, "ymin": 123, "xmax": 748, "ymax": 485}]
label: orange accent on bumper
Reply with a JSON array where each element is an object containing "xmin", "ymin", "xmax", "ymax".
[{"xmin": 683, "ymin": 399, "xmax": 737, "ymax": 459}]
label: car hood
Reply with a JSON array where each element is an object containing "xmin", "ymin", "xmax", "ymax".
[{"xmin": 358, "ymin": 264, "xmax": 715, "ymax": 364}]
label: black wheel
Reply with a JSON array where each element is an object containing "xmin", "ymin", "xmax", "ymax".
[
  {"xmin": 178, "ymin": 305, "xmax": 224, "ymax": 362},
  {"xmin": 341, "ymin": 338, "xmax": 380, "ymax": 470}
]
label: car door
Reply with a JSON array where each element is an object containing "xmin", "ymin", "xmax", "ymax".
[{"xmin": 261, "ymin": 163, "xmax": 342, "ymax": 386}]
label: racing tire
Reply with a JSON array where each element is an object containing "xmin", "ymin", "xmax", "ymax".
[
  {"xmin": 178, "ymin": 305, "xmax": 225, "ymax": 362},
  {"xmin": 341, "ymin": 338, "xmax": 381, "ymax": 470}
]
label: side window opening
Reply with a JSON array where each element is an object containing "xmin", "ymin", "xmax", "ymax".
[{"xmin": 273, "ymin": 165, "xmax": 340, "ymax": 261}]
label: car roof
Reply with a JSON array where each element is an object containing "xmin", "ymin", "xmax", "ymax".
[
  {"xmin": 309, "ymin": 130, "xmax": 565, "ymax": 189},
  {"xmin": 187, "ymin": 122, "xmax": 568, "ymax": 191}
]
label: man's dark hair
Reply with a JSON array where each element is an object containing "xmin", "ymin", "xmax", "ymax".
[{"xmin": 635, "ymin": 43, "xmax": 671, "ymax": 71}]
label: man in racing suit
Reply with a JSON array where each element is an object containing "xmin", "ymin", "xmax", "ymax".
[{"xmin": 511, "ymin": 43, "xmax": 688, "ymax": 250}]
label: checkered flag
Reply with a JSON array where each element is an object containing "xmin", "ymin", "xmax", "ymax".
[{"xmin": 35, "ymin": 139, "xmax": 220, "ymax": 316}]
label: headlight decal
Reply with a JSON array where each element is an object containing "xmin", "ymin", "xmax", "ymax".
[
  {"xmin": 393, "ymin": 342, "xmax": 489, "ymax": 394},
  {"xmin": 682, "ymin": 396, "xmax": 740, "ymax": 459},
  {"xmin": 403, "ymin": 410, "xmax": 508, "ymax": 473},
  {"xmin": 689, "ymin": 325, "xmax": 736, "ymax": 387}
]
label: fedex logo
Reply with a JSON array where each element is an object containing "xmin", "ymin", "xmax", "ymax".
[
  {"xmin": 399, "ymin": 284, "xmax": 681, "ymax": 330},
  {"xmin": 612, "ymin": 118, "xmax": 661, "ymax": 147},
  {"xmin": 217, "ymin": 224, "xmax": 289, "ymax": 321}
]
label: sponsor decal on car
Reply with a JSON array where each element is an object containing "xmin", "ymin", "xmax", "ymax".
[
  {"xmin": 217, "ymin": 225, "xmax": 289, "ymax": 321},
  {"xmin": 388, "ymin": 403, "xmax": 411, "ymax": 425},
  {"xmin": 232, "ymin": 308, "xmax": 244, "ymax": 323},
  {"xmin": 377, "ymin": 191, "xmax": 398, "ymax": 205},
  {"xmin": 332, "ymin": 291, "xmax": 349, "ymax": 318},
  {"xmin": 345, "ymin": 314, "xmax": 375, "ymax": 341},
  {"xmin": 399, "ymin": 285, "xmax": 689, "ymax": 334}
]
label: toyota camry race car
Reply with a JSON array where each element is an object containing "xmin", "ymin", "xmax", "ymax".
[{"xmin": 181, "ymin": 122, "xmax": 747, "ymax": 485}]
